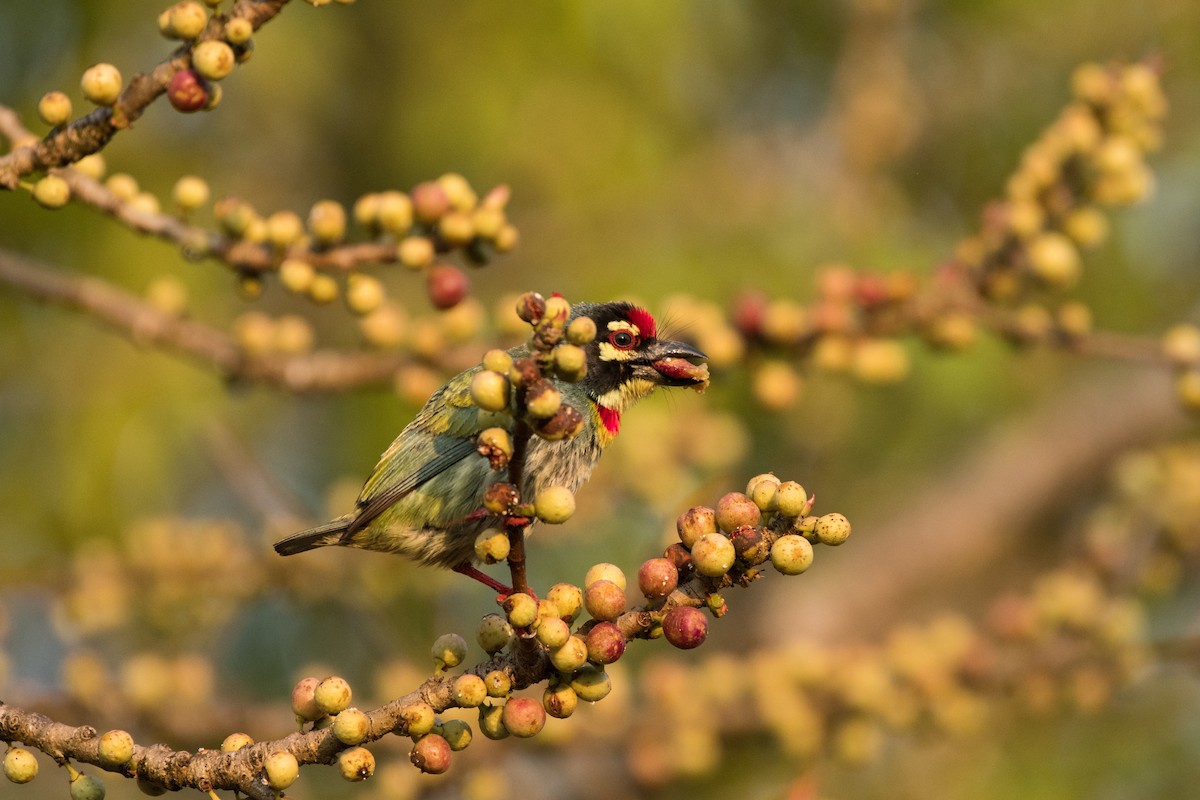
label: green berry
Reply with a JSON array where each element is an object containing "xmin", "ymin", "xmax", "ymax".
[
  {"xmin": 503, "ymin": 592, "xmax": 538, "ymax": 628},
  {"xmin": 336, "ymin": 746, "xmax": 374, "ymax": 782},
  {"xmin": 677, "ymin": 506, "xmax": 717, "ymax": 548},
  {"xmin": 547, "ymin": 582, "xmax": 583, "ymax": 622},
  {"xmin": 481, "ymin": 348, "xmax": 514, "ymax": 374},
  {"xmin": 452, "ymin": 674, "xmax": 487, "ymax": 708},
  {"xmin": 4, "ymin": 747, "xmax": 38, "ymax": 784},
  {"xmin": 584, "ymin": 562, "xmax": 626, "ymax": 591},
  {"xmin": 770, "ymin": 534, "xmax": 814, "ymax": 575},
  {"xmin": 476, "ymin": 613, "xmax": 514, "ymax": 654},
  {"xmin": 37, "ymin": 91, "xmax": 72, "ymax": 126},
  {"xmin": 534, "ymin": 486, "xmax": 575, "ymax": 524},
  {"xmin": 553, "ymin": 343, "xmax": 588, "ymax": 382},
  {"xmin": 478, "ymin": 704, "xmax": 509, "ymax": 740},
  {"xmin": 314, "ymin": 676, "xmax": 352, "ymax": 715},
  {"xmin": 815, "ymin": 512, "xmax": 851, "ymax": 546},
  {"xmin": 501, "ymin": 697, "xmax": 546, "ymax": 738},
  {"xmin": 746, "ymin": 473, "xmax": 781, "ymax": 512},
  {"xmin": 536, "ymin": 615, "xmax": 571, "ymax": 649},
  {"xmin": 135, "ymin": 775, "xmax": 167, "ymax": 796},
  {"xmin": 583, "ymin": 579, "xmax": 626, "ymax": 622},
  {"xmin": 333, "ymin": 707, "xmax": 370, "ymax": 745},
  {"xmin": 431, "ymin": 633, "xmax": 468, "ymax": 668},
  {"xmin": 409, "ymin": 734, "xmax": 451, "ymax": 774},
  {"xmin": 543, "ymin": 683, "xmax": 578, "ymax": 718},
  {"xmin": 774, "ymin": 481, "xmax": 809, "ymax": 518},
  {"xmin": 81, "ymin": 63, "xmax": 122, "ymax": 105},
  {"xmin": 470, "ymin": 370, "xmax": 510, "ymax": 412},
  {"xmin": 566, "ymin": 316, "xmax": 597, "ymax": 345},
  {"xmin": 220, "ymin": 732, "xmax": 253, "ymax": 752},
  {"xmin": 440, "ymin": 719, "xmax": 472, "ymax": 751},
  {"xmin": 691, "ymin": 533, "xmax": 736, "ymax": 577},
  {"xmin": 70, "ymin": 772, "xmax": 106, "ymax": 800},
  {"xmin": 291, "ymin": 676, "xmax": 322, "ymax": 721},
  {"xmin": 570, "ymin": 664, "xmax": 613, "ymax": 702},
  {"xmin": 400, "ymin": 702, "xmax": 436, "ymax": 737},
  {"xmin": 549, "ymin": 635, "xmax": 588, "ymax": 673},
  {"xmin": 32, "ymin": 175, "xmax": 70, "ymax": 209},
  {"xmin": 97, "ymin": 729, "xmax": 134, "ymax": 767},
  {"xmin": 191, "ymin": 40, "xmax": 235, "ymax": 81}
]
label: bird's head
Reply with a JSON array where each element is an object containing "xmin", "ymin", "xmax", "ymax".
[{"xmin": 570, "ymin": 301, "xmax": 709, "ymax": 434}]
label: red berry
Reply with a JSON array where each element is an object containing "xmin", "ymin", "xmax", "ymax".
[
  {"xmin": 585, "ymin": 621, "xmax": 626, "ymax": 664},
  {"xmin": 427, "ymin": 264, "xmax": 468, "ymax": 309},
  {"xmin": 410, "ymin": 734, "xmax": 451, "ymax": 774},
  {"xmin": 637, "ymin": 557, "xmax": 679, "ymax": 599},
  {"xmin": 167, "ymin": 69, "xmax": 209, "ymax": 113},
  {"xmin": 662, "ymin": 606, "xmax": 708, "ymax": 650},
  {"xmin": 501, "ymin": 697, "xmax": 546, "ymax": 738}
]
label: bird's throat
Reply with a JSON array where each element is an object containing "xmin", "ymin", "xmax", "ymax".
[{"xmin": 598, "ymin": 405, "xmax": 621, "ymax": 436}]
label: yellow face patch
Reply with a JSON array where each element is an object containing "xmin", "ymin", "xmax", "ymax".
[
  {"xmin": 595, "ymin": 378, "xmax": 656, "ymax": 413},
  {"xmin": 599, "ymin": 319, "xmax": 641, "ymax": 362}
]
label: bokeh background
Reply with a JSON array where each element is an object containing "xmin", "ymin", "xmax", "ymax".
[{"xmin": 3, "ymin": 1, "xmax": 1200, "ymax": 798}]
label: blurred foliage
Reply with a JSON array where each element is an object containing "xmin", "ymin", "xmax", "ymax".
[{"xmin": 3, "ymin": 1, "xmax": 1200, "ymax": 799}]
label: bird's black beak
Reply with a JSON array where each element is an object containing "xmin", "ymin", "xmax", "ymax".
[{"xmin": 637, "ymin": 338, "xmax": 710, "ymax": 388}]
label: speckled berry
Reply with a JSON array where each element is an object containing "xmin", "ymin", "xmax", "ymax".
[
  {"xmin": 815, "ymin": 512, "xmax": 851, "ymax": 546},
  {"xmin": 716, "ymin": 492, "xmax": 761, "ymax": 533},
  {"xmin": 314, "ymin": 676, "xmax": 352, "ymax": 715},
  {"xmin": 585, "ymin": 621, "xmax": 626, "ymax": 664},
  {"xmin": 37, "ymin": 91, "xmax": 72, "ymax": 126},
  {"xmin": 97, "ymin": 729, "xmax": 134, "ymax": 767},
  {"xmin": 291, "ymin": 676, "xmax": 322, "ymax": 721},
  {"xmin": 770, "ymin": 534, "xmax": 814, "ymax": 575},
  {"xmin": 431, "ymin": 633, "xmax": 468, "ymax": 669},
  {"xmin": 333, "ymin": 707, "xmax": 370, "ymax": 745},
  {"xmin": 263, "ymin": 752, "xmax": 298, "ymax": 791},
  {"xmin": 504, "ymin": 592, "xmax": 539, "ymax": 629},
  {"xmin": 637, "ymin": 557, "xmax": 678, "ymax": 599},
  {"xmin": 691, "ymin": 533, "xmax": 736, "ymax": 577},
  {"xmin": 774, "ymin": 481, "xmax": 809, "ymax": 518},
  {"xmin": 4, "ymin": 747, "xmax": 38, "ymax": 784},
  {"xmin": 746, "ymin": 473, "xmax": 781, "ymax": 512},
  {"xmin": 192, "ymin": 40, "xmax": 235, "ymax": 81},
  {"xmin": 677, "ymin": 506, "xmax": 717, "ymax": 548},
  {"xmin": 584, "ymin": 579, "xmax": 626, "ymax": 622},
  {"xmin": 662, "ymin": 606, "xmax": 708, "ymax": 650},
  {"xmin": 81, "ymin": 63, "xmax": 122, "ymax": 106},
  {"xmin": 336, "ymin": 746, "xmax": 374, "ymax": 781},
  {"xmin": 584, "ymin": 562, "xmax": 626, "ymax": 591},
  {"xmin": 549, "ymin": 635, "xmax": 589, "ymax": 673},
  {"xmin": 476, "ymin": 613, "xmax": 514, "ymax": 654},
  {"xmin": 536, "ymin": 615, "xmax": 571, "ymax": 649},
  {"xmin": 410, "ymin": 734, "xmax": 451, "ymax": 774},
  {"xmin": 501, "ymin": 697, "xmax": 546, "ymax": 738},
  {"xmin": 452, "ymin": 674, "xmax": 488, "ymax": 708},
  {"xmin": 400, "ymin": 702, "xmax": 436, "ymax": 737},
  {"xmin": 484, "ymin": 669, "xmax": 512, "ymax": 698},
  {"xmin": 543, "ymin": 683, "xmax": 578, "ymax": 718},
  {"xmin": 547, "ymin": 582, "xmax": 584, "ymax": 622},
  {"xmin": 220, "ymin": 732, "xmax": 253, "ymax": 752},
  {"xmin": 570, "ymin": 664, "xmax": 612, "ymax": 702}
]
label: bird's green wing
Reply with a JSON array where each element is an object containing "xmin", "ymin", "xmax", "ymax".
[{"xmin": 345, "ymin": 367, "xmax": 505, "ymax": 535}]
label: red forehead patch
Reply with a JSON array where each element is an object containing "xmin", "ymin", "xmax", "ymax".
[{"xmin": 626, "ymin": 306, "xmax": 657, "ymax": 339}]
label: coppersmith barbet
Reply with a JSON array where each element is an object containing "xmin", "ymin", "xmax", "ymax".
[{"xmin": 273, "ymin": 301, "xmax": 709, "ymax": 587}]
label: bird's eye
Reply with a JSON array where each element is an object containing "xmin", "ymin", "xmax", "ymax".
[{"xmin": 609, "ymin": 330, "xmax": 637, "ymax": 350}]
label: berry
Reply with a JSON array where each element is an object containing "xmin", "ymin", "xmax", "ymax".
[
  {"xmin": 478, "ymin": 705, "xmax": 509, "ymax": 740},
  {"xmin": 438, "ymin": 210, "xmax": 475, "ymax": 245},
  {"xmin": 279, "ymin": 258, "xmax": 316, "ymax": 294},
  {"xmin": 397, "ymin": 235, "xmax": 435, "ymax": 269},
  {"xmin": 543, "ymin": 683, "xmax": 578, "ymax": 718},
  {"xmin": 400, "ymin": 702, "xmax": 436, "ymax": 737},
  {"xmin": 1162, "ymin": 324, "xmax": 1200, "ymax": 366},
  {"xmin": 746, "ymin": 472, "xmax": 781, "ymax": 512},
  {"xmin": 515, "ymin": 291, "xmax": 546, "ymax": 324},
  {"xmin": 135, "ymin": 776, "xmax": 167, "ymax": 796},
  {"xmin": 336, "ymin": 746, "xmax": 375, "ymax": 782},
  {"xmin": 452, "ymin": 674, "xmax": 488, "ymax": 708},
  {"xmin": 584, "ymin": 562, "xmax": 626, "ymax": 591},
  {"xmin": 220, "ymin": 732, "xmax": 253, "ymax": 752},
  {"xmin": 32, "ymin": 175, "xmax": 70, "ymax": 209},
  {"xmin": 1027, "ymin": 231, "xmax": 1082, "ymax": 288},
  {"xmin": 585, "ymin": 621, "xmax": 626, "ymax": 664},
  {"xmin": 691, "ymin": 533, "xmax": 736, "ymax": 577},
  {"xmin": 677, "ymin": 506, "xmax": 717, "ymax": 548},
  {"xmin": 191, "ymin": 40, "xmax": 235, "ymax": 81},
  {"xmin": 431, "ymin": 633, "xmax": 468, "ymax": 668},
  {"xmin": 291, "ymin": 676, "xmax": 322, "ymax": 721},
  {"xmin": 37, "ymin": 91, "xmax": 72, "ymax": 126},
  {"xmin": 172, "ymin": 175, "xmax": 210, "ymax": 210},
  {"xmin": 165, "ymin": 2, "xmax": 208, "ymax": 39},
  {"xmin": 473, "ymin": 529, "xmax": 510, "ymax": 564},
  {"xmin": 314, "ymin": 675, "xmax": 352, "ymax": 715},
  {"xmin": 547, "ymin": 582, "xmax": 583, "ymax": 621},
  {"xmin": 410, "ymin": 734, "xmax": 451, "ymax": 774},
  {"xmin": 549, "ymin": 635, "xmax": 588, "ymax": 673},
  {"xmin": 81, "ymin": 63, "xmax": 122, "ymax": 106},
  {"xmin": 484, "ymin": 669, "xmax": 512, "ymax": 698},
  {"xmin": 346, "ymin": 273, "xmax": 385, "ymax": 315},
  {"xmin": 476, "ymin": 613, "xmax": 514, "ymax": 654},
  {"xmin": 525, "ymin": 380, "xmax": 562, "ymax": 419},
  {"xmin": 534, "ymin": 485, "xmax": 575, "ymax": 524},
  {"xmin": 503, "ymin": 592, "xmax": 538, "ymax": 629},
  {"xmin": 411, "ymin": 181, "xmax": 450, "ymax": 223},
  {"xmin": 97, "ymin": 729, "xmax": 135, "ymax": 767},
  {"xmin": 69, "ymin": 773, "xmax": 106, "ymax": 800},
  {"xmin": 730, "ymin": 525, "xmax": 769, "ymax": 566},
  {"xmin": 566, "ymin": 315, "xmax": 597, "ymax": 345},
  {"xmin": 716, "ymin": 492, "xmax": 761, "ymax": 533},
  {"xmin": 469, "ymin": 370, "xmax": 510, "ymax": 412},
  {"xmin": 770, "ymin": 534, "xmax": 814, "ymax": 575},
  {"xmin": 501, "ymin": 697, "xmax": 546, "ymax": 738},
  {"xmin": 333, "ymin": 707, "xmax": 370, "ymax": 745},
  {"xmin": 440, "ymin": 719, "xmax": 473, "ymax": 751},
  {"xmin": 427, "ymin": 264, "xmax": 469, "ymax": 309},
  {"xmin": 4, "ymin": 747, "xmax": 38, "ymax": 783},
  {"xmin": 583, "ymin": 579, "xmax": 626, "ymax": 622},
  {"xmin": 376, "ymin": 190, "xmax": 413, "ymax": 233},
  {"xmin": 637, "ymin": 557, "xmax": 678, "ymax": 599},
  {"xmin": 225, "ymin": 17, "xmax": 253, "ymax": 44},
  {"xmin": 307, "ymin": 199, "xmax": 347, "ymax": 244},
  {"xmin": 852, "ymin": 338, "xmax": 910, "ymax": 384},
  {"xmin": 570, "ymin": 665, "xmax": 613, "ymax": 702},
  {"xmin": 775, "ymin": 481, "xmax": 809, "ymax": 518},
  {"xmin": 553, "ymin": 343, "xmax": 588, "ymax": 381},
  {"xmin": 815, "ymin": 512, "xmax": 852, "ymax": 546},
  {"xmin": 265, "ymin": 210, "xmax": 304, "ymax": 247},
  {"xmin": 263, "ymin": 752, "xmax": 298, "ymax": 791},
  {"xmin": 662, "ymin": 606, "xmax": 708, "ymax": 649},
  {"xmin": 536, "ymin": 615, "xmax": 571, "ymax": 649}
]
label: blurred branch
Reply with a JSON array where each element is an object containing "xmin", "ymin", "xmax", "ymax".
[{"xmin": 0, "ymin": 248, "xmax": 407, "ymax": 392}]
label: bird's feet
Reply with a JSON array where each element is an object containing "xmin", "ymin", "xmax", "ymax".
[{"xmin": 451, "ymin": 562, "xmax": 538, "ymax": 602}]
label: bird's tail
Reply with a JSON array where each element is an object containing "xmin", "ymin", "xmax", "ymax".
[{"xmin": 273, "ymin": 517, "xmax": 353, "ymax": 556}]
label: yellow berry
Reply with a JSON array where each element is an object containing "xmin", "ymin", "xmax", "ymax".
[
  {"xmin": 770, "ymin": 534, "xmax": 814, "ymax": 575},
  {"xmin": 333, "ymin": 707, "xmax": 371, "ymax": 745},
  {"xmin": 74, "ymin": 153, "xmax": 106, "ymax": 180},
  {"xmin": 37, "ymin": 91, "xmax": 72, "ymax": 126},
  {"xmin": 814, "ymin": 512, "xmax": 851, "ymax": 546},
  {"xmin": 397, "ymin": 235, "xmax": 435, "ymax": 269},
  {"xmin": 4, "ymin": 747, "xmax": 38, "ymax": 783},
  {"xmin": 473, "ymin": 529, "xmax": 510, "ymax": 564},
  {"xmin": 263, "ymin": 751, "xmax": 298, "ymax": 790},
  {"xmin": 279, "ymin": 258, "xmax": 316, "ymax": 294},
  {"xmin": 774, "ymin": 481, "xmax": 809, "ymax": 518},
  {"xmin": 547, "ymin": 582, "xmax": 583, "ymax": 622},
  {"xmin": 307, "ymin": 198, "xmax": 347, "ymax": 244},
  {"xmin": 192, "ymin": 40, "xmax": 235, "ymax": 81},
  {"xmin": 583, "ymin": 563, "xmax": 626, "ymax": 591},
  {"xmin": 1162, "ymin": 324, "xmax": 1200, "ymax": 366},
  {"xmin": 346, "ymin": 273, "xmax": 385, "ymax": 315},
  {"xmin": 376, "ymin": 190, "xmax": 413, "ymax": 233},
  {"xmin": 220, "ymin": 732, "xmax": 253, "ymax": 752},
  {"xmin": 172, "ymin": 175, "xmax": 210, "ymax": 211},
  {"xmin": 265, "ymin": 210, "xmax": 304, "ymax": 247},
  {"xmin": 470, "ymin": 370, "xmax": 510, "ymax": 412},
  {"xmin": 336, "ymin": 746, "xmax": 374, "ymax": 782},
  {"xmin": 225, "ymin": 17, "xmax": 253, "ymax": 44},
  {"xmin": 452, "ymin": 674, "xmax": 487, "ymax": 708},
  {"xmin": 534, "ymin": 486, "xmax": 575, "ymax": 524},
  {"xmin": 32, "ymin": 175, "xmax": 70, "ymax": 209},
  {"xmin": 692, "ymin": 533, "xmax": 736, "ymax": 577},
  {"xmin": 97, "ymin": 729, "xmax": 135, "ymax": 767},
  {"xmin": 307, "ymin": 273, "xmax": 339, "ymax": 304},
  {"xmin": 81, "ymin": 63, "xmax": 122, "ymax": 105},
  {"xmin": 1027, "ymin": 231, "xmax": 1082, "ymax": 288},
  {"xmin": 313, "ymin": 675, "xmax": 352, "ymax": 715}
]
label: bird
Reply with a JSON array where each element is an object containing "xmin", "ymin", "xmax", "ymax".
[{"xmin": 273, "ymin": 300, "xmax": 709, "ymax": 591}]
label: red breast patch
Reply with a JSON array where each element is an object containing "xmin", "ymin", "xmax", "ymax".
[{"xmin": 598, "ymin": 405, "xmax": 621, "ymax": 436}]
